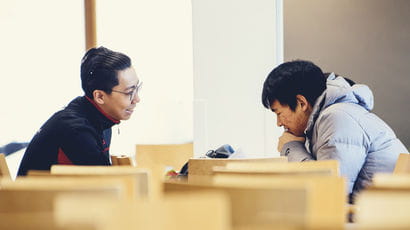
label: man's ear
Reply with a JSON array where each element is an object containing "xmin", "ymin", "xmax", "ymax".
[
  {"xmin": 93, "ymin": 90, "xmax": 106, "ymax": 105},
  {"xmin": 296, "ymin": 94, "xmax": 310, "ymax": 111}
]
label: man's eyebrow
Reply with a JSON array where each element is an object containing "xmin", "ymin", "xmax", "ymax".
[
  {"xmin": 124, "ymin": 85, "xmax": 136, "ymax": 90},
  {"xmin": 125, "ymin": 82, "xmax": 139, "ymax": 90}
]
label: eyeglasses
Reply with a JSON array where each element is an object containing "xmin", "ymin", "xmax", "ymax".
[{"xmin": 112, "ymin": 81, "xmax": 143, "ymax": 101}]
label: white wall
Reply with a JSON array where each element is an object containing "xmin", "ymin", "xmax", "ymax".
[
  {"xmin": 0, "ymin": 1, "xmax": 84, "ymax": 146},
  {"xmin": 2, "ymin": 0, "xmax": 283, "ymax": 164},
  {"xmin": 96, "ymin": 0, "xmax": 194, "ymax": 157},
  {"xmin": 192, "ymin": 0, "xmax": 283, "ymax": 157},
  {"xmin": 1, "ymin": 1, "xmax": 193, "ymax": 160}
]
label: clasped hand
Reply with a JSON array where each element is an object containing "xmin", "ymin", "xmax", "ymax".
[{"xmin": 278, "ymin": 131, "xmax": 306, "ymax": 152}]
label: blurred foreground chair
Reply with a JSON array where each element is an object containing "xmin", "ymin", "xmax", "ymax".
[
  {"xmin": 0, "ymin": 153, "xmax": 11, "ymax": 180},
  {"xmin": 136, "ymin": 143, "xmax": 193, "ymax": 172},
  {"xmin": 356, "ymin": 173, "xmax": 410, "ymax": 229},
  {"xmin": 54, "ymin": 191, "xmax": 230, "ymax": 230},
  {"xmin": 393, "ymin": 153, "xmax": 410, "ymax": 173},
  {"xmin": 188, "ymin": 157, "xmax": 287, "ymax": 184},
  {"xmin": 0, "ymin": 177, "xmax": 125, "ymax": 230},
  {"xmin": 165, "ymin": 173, "xmax": 345, "ymax": 230},
  {"xmin": 111, "ymin": 155, "xmax": 133, "ymax": 166},
  {"xmin": 218, "ymin": 159, "xmax": 340, "ymax": 175},
  {"xmin": 49, "ymin": 165, "xmax": 151, "ymax": 199}
]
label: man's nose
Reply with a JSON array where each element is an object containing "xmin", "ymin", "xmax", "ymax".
[
  {"xmin": 276, "ymin": 118, "xmax": 283, "ymax": 127},
  {"xmin": 131, "ymin": 94, "xmax": 140, "ymax": 104}
]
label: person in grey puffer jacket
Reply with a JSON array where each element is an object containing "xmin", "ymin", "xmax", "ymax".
[{"xmin": 262, "ymin": 60, "xmax": 408, "ymax": 202}]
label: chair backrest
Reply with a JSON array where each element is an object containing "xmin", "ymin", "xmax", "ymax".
[
  {"xmin": 393, "ymin": 153, "xmax": 410, "ymax": 173},
  {"xmin": 0, "ymin": 177, "xmax": 124, "ymax": 230},
  {"xmin": 165, "ymin": 174, "xmax": 346, "ymax": 230},
  {"xmin": 356, "ymin": 178, "xmax": 410, "ymax": 229},
  {"xmin": 0, "ymin": 177, "xmax": 124, "ymax": 213},
  {"xmin": 188, "ymin": 157, "xmax": 287, "ymax": 183},
  {"xmin": 111, "ymin": 155, "xmax": 133, "ymax": 166},
  {"xmin": 221, "ymin": 160, "xmax": 339, "ymax": 175},
  {"xmin": 50, "ymin": 165, "xmax": 151, "ymax": 199},
  {"xmin": 54, "ymin": 191, "xmax": 230, "ymax": 230},
  {"xmin": 136, "ymin": 143, "xmax": 193, "ymax": 171},
  {"xmin": 369, "ymin": 173, "xmax": 410, "ymax": 190},
  {"xmin": 0, "ymin": 153, "xmax": 11, "ymax": 180}
]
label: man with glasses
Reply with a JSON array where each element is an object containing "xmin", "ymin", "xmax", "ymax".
[{"xmin": 18, "ymin": 47, "xmax": 141, "ymax": 176}]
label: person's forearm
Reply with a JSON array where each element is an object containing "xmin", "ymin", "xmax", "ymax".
[{"xmin": 280, "ymin": 141, "xmax": 314, "ymax": 162}]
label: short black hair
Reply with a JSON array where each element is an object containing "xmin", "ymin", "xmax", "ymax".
[
  {"xmin": 262, "ymin": 60, "xmax": 326, "ymax": 111},
  {"xmin": 80, "ymin": 46, "xmax": 131, "ymax": 98}
]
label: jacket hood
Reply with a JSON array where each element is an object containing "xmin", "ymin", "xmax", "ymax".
[
  {"xmin": 305, "ymin": 73, "xmax": 374, "ymax": 134},
  {"xmin": 324, "ymin": 73, "xmax": 374, "ymax": 111}
]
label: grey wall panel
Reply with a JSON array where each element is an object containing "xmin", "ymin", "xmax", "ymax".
[{"xmin": 284, "ymin": 0, "xmax": 410, "ymax": 148}]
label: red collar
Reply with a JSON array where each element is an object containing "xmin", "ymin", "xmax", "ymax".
[{"xmin": 85, "ymin": 96, "xmax": 120, "ymax": 124}]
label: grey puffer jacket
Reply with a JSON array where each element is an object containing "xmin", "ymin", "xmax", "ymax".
[{"xmin": 281, "ymin": 73, "xmax": 408, "ymax": 197}]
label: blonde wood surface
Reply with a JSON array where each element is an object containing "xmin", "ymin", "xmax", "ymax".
[
  {"xmin": 371, "ymin": 173, "xmax": 410, "ymax": 190},
  {"xmin": 135, "ymin": 143, "xmax": 194, "ymax": 199},
  {"xmin": 50, "ymin": 165, "xmax": 150, "ymax": 199},
  {"xmin": 189, "ymin": 157, "xmax": 288, "ymax": 175},
  {"xmin": 355, "ymin": 173, "xmax": 410, "ymax": 229},
  {"xmin": 189, "ymin": 159, "xmax": 338, "ymax": 184},
  {"xmin": 27, "ymin": 170, "xmax": 52, "ymax": 176},
  {"xmin": 393, "ymin": 153, "xmax": 410, "ymax": 174},
  {"xmin": 213, "ymin": 174, "xmax": 346, "ymax": 230},
  {"xmin": 165, "ymin": 174, "xmax": 346, "ymax": 230},
  {"xmin": 136, "ymin": 143, "xmax": 193, "ymax": 171},
  {"xmin": 0, "ymin": 153, "xmax": 11, "ymax": 180},
  {"xmin": 0, "ymin": 177, "xmax": 124, "ymax": 216},
  {"xmin": 0, "ymin": 177, "xmax": 122, "ymax": 230},
  {"xmin": 356, "ymin": 189, "xmax": 410, "ymax": 229},
  {"xmin": 221, "ymin": 160, "xmax": 339, "ymax": 175},
  {"xmin": 26, "ymin": 174, "xmax": 139, "ymax": 201},
  {"xmin": 0, "ymin": 212, "xmax": 95, "ymax": 230},
  {"xmin": 111, "ymin": 155, "xmax": 133, "ymax": 166},
  {"xmin": 54, "ymin": 191, "xmax": 231, "ymax": 230}
]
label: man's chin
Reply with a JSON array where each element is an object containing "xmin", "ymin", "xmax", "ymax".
[{"xmin": 121, "ymin": 115, "xmax": 131, "ymax": 121}]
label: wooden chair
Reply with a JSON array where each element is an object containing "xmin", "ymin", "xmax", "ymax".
[
  {"xmin": 111, "ymin": 155, "xmax": 133, "ymax": 166},
  {"xmin": 165, "ymin": 174, "xmax": 346, "ymax": 230},
  {"xmin": 355, "ymin": 173, "xmax": 410, "ymax": 229},
  {"xmin": 393, "ymin": 153, "xmax": 410, "ymax": 173},
  {"xmin": 50, "ymin": 165, "xmax": 151, "ymax": 199},
  {"xmin": 54, "ymin": 191, "xmax": 230, "ymax": 230},
  {"xmin": 188, "ymin": 157, "xmax": 287, "ymax": 184},
  {"xmin": 0, "ymin": 177, "xmax": 125, "ymax": 229},
  {"xmin": 0, "ymin": 153, "xmax": 11, "ymax": 180},
  {"xmin": 0, "ymin": 177, "xmax": 125, "ymax": 211},
  {"xmin": 356, "ymin": 190, "xmax": 410, "ymax": 230},
  {"xmin": 219, "ymin": 159, "xmax": 340, "ymax": 175},
  {"xmin": 136, "ymin": 143, "xmax": 193, "ymax": 171}
]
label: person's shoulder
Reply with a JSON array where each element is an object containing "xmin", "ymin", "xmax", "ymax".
[
  {"xmin": 50, "ymin": 107, "xmax": 92, "ymax": 133},
  {"xmin": 316, "ymin": 104, "xmax": 363, "ymax": 131},
  {"xmin": 321, "ymin": 103, "xmax": 367, "ymax": 121}
]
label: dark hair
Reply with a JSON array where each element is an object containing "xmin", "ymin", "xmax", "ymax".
[
  {"xmin": 262, "ymin": 60, "xmax": 327, "ymax": 111},
  {"xmin": 80, "ymin": 46, "xmax": 131, "ymax": 98},
  {"xmin": 323, "ymin": 72, "xmax": 356, "ymax": 86}
]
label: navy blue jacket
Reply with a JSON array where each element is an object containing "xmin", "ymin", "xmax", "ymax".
[{"xmin": 18, "ymin": 96, "xmax": 118, "ymax": 176}]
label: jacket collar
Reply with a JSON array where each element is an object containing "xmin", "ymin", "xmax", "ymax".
[
  {"xmin": 85, "ymin": 96, "xmax": 120, "ymax": 124},
  {"xmin": 67, "ymin": 96, "xmax": 120, "ymax": 131}
]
